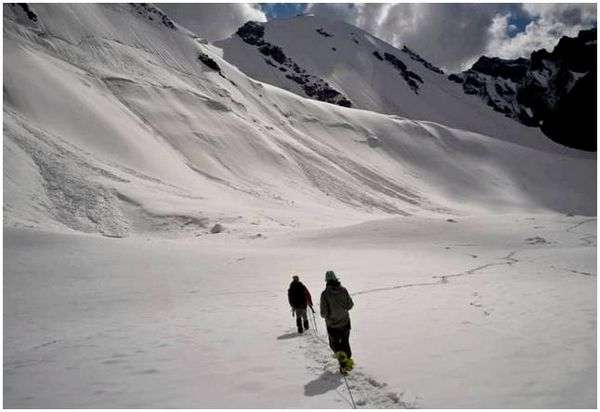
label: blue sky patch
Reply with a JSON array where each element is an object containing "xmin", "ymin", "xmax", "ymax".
[{"xmin": 260, "ymin": 3, "xmax": 308, "ymax": 20}]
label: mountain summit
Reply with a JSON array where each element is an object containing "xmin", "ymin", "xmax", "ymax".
[
  {"xmin": 2, "ymin": 5, "xmax": 596, "ymax": 409},
  {"xmin": 450, "ymin": 28, "xmax": 597, "ymax": 151},
  {"xmin": 216, "ymin": 15, "xmax": 559, "ymax": 148},
  {"xmin": 3, "ymin": 4, "xmax": 595, "ymax": 239}
]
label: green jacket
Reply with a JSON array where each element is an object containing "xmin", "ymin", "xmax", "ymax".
[{"xmin": 320, "ymin": 281, "xmax": 354, "ymax": 329}]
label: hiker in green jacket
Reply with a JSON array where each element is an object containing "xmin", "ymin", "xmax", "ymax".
[{"xmin": 320, "ymin": 270, "xmax": 354, "ymax": 373}]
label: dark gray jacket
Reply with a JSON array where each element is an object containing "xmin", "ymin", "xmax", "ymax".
[{"xmin": 320, "ymin": 281, "xmax": 354, "ymax": 329}]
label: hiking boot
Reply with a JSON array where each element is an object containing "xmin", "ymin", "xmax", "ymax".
[
  {"xmin": 336, "ymin": 351, "xmax": 354, "ymax": 372},
  {"xmin": 335, "ymin": 351, "xmax": 347, "ymax": 364}
]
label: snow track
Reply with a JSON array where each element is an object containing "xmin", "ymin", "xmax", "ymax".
[
  {"xmin": 301, "ymin": 330, "xmax": 416, "ymax": 408},
  {"xmin": 3, "ymin": 4, "xmax": 596, "ymax": 408},
  {"xmin": 349, "ymin": 251, "xmax": 518, "ymax": 297},
  {"xmin": 4, "ymin": 213, "xmax": 596, "ymax": 408}
]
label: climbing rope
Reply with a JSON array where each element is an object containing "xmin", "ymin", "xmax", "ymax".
[
  {"xmin": 343, "ymin": 373, "xmax": 357, "ymax": 409},
  {"xmin": 309, "ymin": 307, "xmax": 357, "ymax": 409}
]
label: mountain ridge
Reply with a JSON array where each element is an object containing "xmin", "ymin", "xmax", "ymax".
[
  {"xmin": 3, "ymin": 4, "xmax": 596, "ymax": 239},
  {"xmin": 449, "ymin": 27, "xmax": 597, "ymax": 151},
  {"xmin": 215, "ymin": 15, "xmax": 582, "ymax": 150}
]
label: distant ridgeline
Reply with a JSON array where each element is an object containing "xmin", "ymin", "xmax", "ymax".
[
  {"xmin": 450, "ymin": 28, "xmax": 597, "ymax": 151},
  {"xmin": 236, "ymin": 22, "xmax": 353, "ymax": 108}
]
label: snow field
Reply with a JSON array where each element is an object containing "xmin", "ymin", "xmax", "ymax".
[
  {"xmin": 3, "ymin": 4, "xmax": 596, "ymax": 408},
  {"xmin": 4, "ymin": 213, "xmax": 595, "ymax": 408}
]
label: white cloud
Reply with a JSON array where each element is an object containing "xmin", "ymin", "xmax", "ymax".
[
  {"xmin": 158, "ymin": 3, "xmax": 595, "ymax": 71},
  {"xmin": 485, "ymin": 4, "xmax": 596, "ymax": 60},
  {"xmin": 307, "ymin": 4, "xmax": 508, "ymax": 72},
  {"xmin": 523, "ymin": 3, "xmax": 596, "ymax": 26},
  {"xmin": 306, "ymin": 3, "xmax": 596, "ymax": 72},
  {"xmin": 158, "ymin": 4, "xmax": 266, "ymax": 41}
]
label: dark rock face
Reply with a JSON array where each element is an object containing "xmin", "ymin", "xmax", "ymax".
[
  {"xmin": 550, "ymin": 28, "xmax": 596, "ymax": 73},
  {"xmin": 131, "ymin": 4, "xmax": 176, "ymax": 30},
  {"xmin": 447, "ymin": 73, "xmax": 463, "ymax": 83},
  {"xmin": 372, "ymin": 51, "xmax": 383, "ymax": 61},
  {"xmin": 236, "ymin": 21, "xmax": 265, "ymax": 46},
  {"xmin": 470, "ymin": 56, "xmax": 528, "ymax": 82},
  {"xmin": 258, "ymin": 44, "xmax": 286, "ymax": 64},
  {"xmin": 541, "ymin": 71, "xmax": 596, "ymax": 151},
  {"xmin": 7, "ymin": 3, "xmax": 39, "ymax": 23},
  {"xmin": 17, "ymin": 3, "xmax": 38, "ymax": 22},
  {"xmin": 450, "ymin": 28, "xmax": 597, "ymax": 151},
  {"xmin": 401, "ymin": 46, "xmax": 444, "ymax": 75},
  {"xmin": 383, "ymin": 52, "xmax": 424, "ymax": 93},
  {"xmin": 198, "ymin": 52, "xmax": 221, "ymax": 72},
  {"xmin": 316, "ymin": 28, "xmax": 333, "ymax": 37},
  {"xmin": 236, "ymin": 21, "xmax": 353, "ymax": 108}
]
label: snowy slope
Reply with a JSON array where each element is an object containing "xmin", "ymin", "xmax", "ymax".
[
  {"xmin": 215, "ymin": 15, "xmax": 570, "ymax": 149},
  {"xmin": 3, "ymin": 4, "xmax": 597, "ymax": 409},
  {"xmin": 5, "ymin": 214, "xmax": 596, "ymax": 408},
  {"xmin": 3, "ymin": 4, "xmax": 595, "ymax": 239}
]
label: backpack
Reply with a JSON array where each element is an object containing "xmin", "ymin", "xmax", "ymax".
[{"xmin": 288, "ymin": 281, "xmax": 307, "ymax": 308}]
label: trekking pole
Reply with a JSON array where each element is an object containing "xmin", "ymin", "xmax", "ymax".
[
  {"xmin": 342, "ymin": 374, "xmax": 357, "ymax": 409},
  {"xmin": 310, "ymin": 306, "xmax": 319, "ymax": 336}
]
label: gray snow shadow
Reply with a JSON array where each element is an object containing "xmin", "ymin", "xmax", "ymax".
[
  {"xmin": 304, "ymin": 371, "xmax": 342, "ymax": 396},
  {"xmin": 302, "ymin": 333, "xmax": 415, "ymax": 407},
  {"xmin": 277, "ymin": 332, "xmax": 302, "ymax": 340}
]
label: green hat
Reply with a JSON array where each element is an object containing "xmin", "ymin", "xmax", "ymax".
[{"xmin": 325, "ymin": 270, "xmax": 337, "ymax": 282}]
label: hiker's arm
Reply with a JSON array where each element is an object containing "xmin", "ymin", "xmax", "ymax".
[
  {"xmin": 320, "ymin": 293, "xmax": 328, "ymax": 318},
  {"xmin": 305, "ymin": 287, "xmax": 313, "ymax": 307},
  {"xmin": 345, "ymin": 289, "xmax": 354, "ymax": 311}
]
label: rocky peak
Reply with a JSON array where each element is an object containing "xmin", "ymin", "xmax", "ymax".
[
  {"xmin": 236, "ymin": 21, "xmax": 265, "ymax": 46},
  {"xmin": 470, "ymin": 56, "xmax": 529, "ymax": 82},
  {"xmin": 401, "ymin": 46, "xmax": 444, "ymax": 75},
  {"xmin": 549, "ymin": 27, "xmax": 596, "ymax": 72},
  {"xmin": 449, "ymin": 28, "xmax": 597, "ymax": 151},
  {"xmin": 235, "ymin": 21, "xmax": 352, "ymax": 108}
]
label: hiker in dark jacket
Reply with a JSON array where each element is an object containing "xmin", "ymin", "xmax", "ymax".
[
  {"xmin": 288, "ymin": 275, "xmax": 313, "ymax": 334},
  {"xmin": 320, "ymin": 270, "xmax": 354, "ymax": 372}
]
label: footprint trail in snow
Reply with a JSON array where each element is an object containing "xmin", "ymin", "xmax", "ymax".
[{"xmin": 298, "ymin": 331, "xmax": 417, "ymax": 408}]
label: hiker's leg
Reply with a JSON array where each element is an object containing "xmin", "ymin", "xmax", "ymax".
[
  {"xmin": 331, "ymin": 327, "xmax": 346, "ymax": 353},
  {"xmin": 300, "ymin": 309, "xmax": 309, "ymax": 329},
  {"xmin": 295, "ymin": 309, "xmax": 303, "ymax": 332},
  {"xmin": 327, "ymin": 326, "xmax": 337, "ymax": 352},
  {"xmin": 341, "ymin": 326, "xmax": 351, "ymax": 358}
]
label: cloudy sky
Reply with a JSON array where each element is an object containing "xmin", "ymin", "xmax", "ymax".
[{"xmin": 160, "ymin": 3, "xmax": 597, "ymax": 72}]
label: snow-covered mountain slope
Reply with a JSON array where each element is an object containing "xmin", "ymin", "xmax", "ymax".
[
  {"xmin": 449, "ymin": 28, "xmax": 597, "ymax": 151},
  {"xmin": 3, "ymin": 3, "xmax": 596, "ymax": 240},
  {"xmin": 215, "ymin": 15, "xmax": 566, "ymax": 148},
  {"xmin": 3, "ymin": 5, "xmax": 596, "ymax": 409}
]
